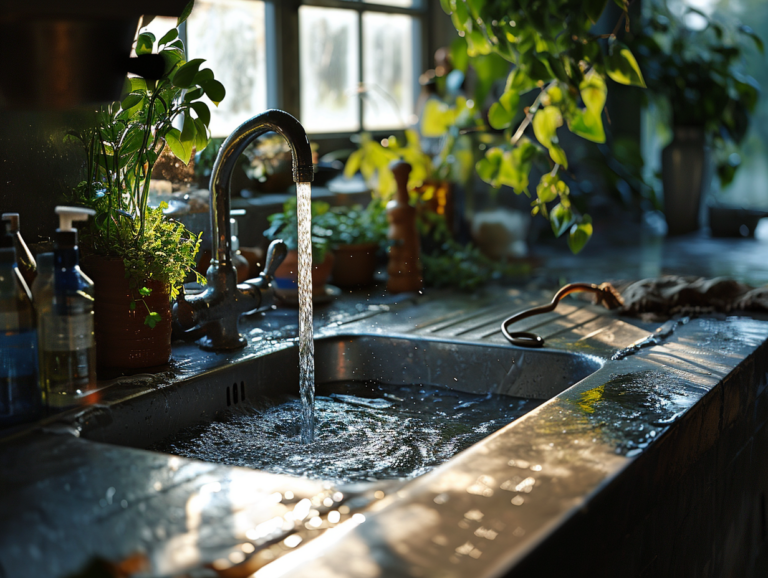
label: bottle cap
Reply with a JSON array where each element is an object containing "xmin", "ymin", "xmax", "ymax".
[{"xmin": 55, "ymin": 206, "xmax": 95, "ymax": 248}]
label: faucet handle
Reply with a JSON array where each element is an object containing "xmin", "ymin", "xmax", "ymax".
[{"xmin": 262, "ymin": 240, "xmax": 288, "ymax": 280}]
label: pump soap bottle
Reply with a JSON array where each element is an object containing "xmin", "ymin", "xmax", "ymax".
[
  {"xmin": 0, "ymin": 229, "xmax": 41, "ymax": 425},
  {"xmin": 39, "ymin": 207, "xmax": 97, "ymax": 409}
]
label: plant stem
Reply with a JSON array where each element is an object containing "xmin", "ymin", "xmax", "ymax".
[{"xmin": 510, "ymin": 81, "xmax": 555, "ymax": 147}]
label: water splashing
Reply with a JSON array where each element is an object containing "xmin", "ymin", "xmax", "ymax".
[{"xmin": 297, "ymin": 182, "xmax": 315, "ymax": 443}]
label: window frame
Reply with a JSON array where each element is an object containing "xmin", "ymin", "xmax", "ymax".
[{"xmin": 268, "ymin": 0, "xmax": 429, "ymax": 139}]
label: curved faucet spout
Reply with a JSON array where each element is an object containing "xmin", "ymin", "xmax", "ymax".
[
  {"xmin": 173, "ymin": 110, "xmax": 313, "ymax": 351},
  {"xmin": 210, "ymin": 109, "xmax": 314, "ymax": 267}
]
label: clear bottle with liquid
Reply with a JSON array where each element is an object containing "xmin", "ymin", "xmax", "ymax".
[
  {"xmin": 0, "ymin": 232, "xmax": 41, "ymax": 425},
  {"xmin": 38, "ymin": 207, "xmax": 98, "ymax": 409}
]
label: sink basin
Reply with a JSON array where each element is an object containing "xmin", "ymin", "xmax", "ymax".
[{"xmin": 81, "ymin": 335, "xmax": 603, "ymax": 470}]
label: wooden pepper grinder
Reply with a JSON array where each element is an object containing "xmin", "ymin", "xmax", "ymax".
[{"xmin": 387, "ymin": 161, "xmax": 423, "ymax": 294}]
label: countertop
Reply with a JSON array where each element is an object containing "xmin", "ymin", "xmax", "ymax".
[{"xmin": 2, "ymin": 233, "xmax": 768, "ymax": 578}]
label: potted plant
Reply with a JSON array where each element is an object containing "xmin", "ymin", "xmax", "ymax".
[
  {"xmin": 328, "ymin": 202, "xmax": 388, "ymax": 288},
  {"xmin": 635, "ymin": 2, "xmax": 762, "ymax": 235},
  {"xmin": 264, "ymin": 198, "xmax": 335, "ymax": 294},
  {"xmin": 66, "ymin": 4, "xmax": 225, "ymax": 368}
]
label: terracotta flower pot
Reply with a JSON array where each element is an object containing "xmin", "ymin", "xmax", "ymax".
[
  {"xmin": 331, "ymin": 243, "xmax": 379, "ymax": 288},
  {"xmin": 82, "ymin": 256, "xmax": 172, "ymax": 369},
  {"xmin": 274, "ymin": 250, "xmax": 335, "ymax": 293}
]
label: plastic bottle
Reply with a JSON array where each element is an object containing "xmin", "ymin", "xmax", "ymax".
[
  {"xmin": 2, "ymin": 213, "xmax": 36, "ymax": 287},
  {"xmin": 0, "ymin": 230, "xmax": 41, "ymax": 426},
  {"xmin": 38, "ymin": 207, "xmax": 98, "ymax": 410}
]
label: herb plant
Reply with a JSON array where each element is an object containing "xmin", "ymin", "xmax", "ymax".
[
  {"xmin": 636, "ymin": 1, "xmax": 762, "ymax": 187},
  {"xmin": 426, "ymin": 0, "xmax": 648, "ymax": 253},
  {"xmin": 328, "ymin": 202, "xmax": 389, "ymax": 248},
  {"xmin": 66, "ymin": 1, "xmax": 224, "ymax": 326},
  {"xmin": 264, "ymin": 198, "xmax": 334, "ymax": 265}
]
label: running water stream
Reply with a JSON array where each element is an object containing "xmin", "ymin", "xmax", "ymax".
[{"xmin": 296, "ymin": 182, "xmax": 315, "ymax": 443}]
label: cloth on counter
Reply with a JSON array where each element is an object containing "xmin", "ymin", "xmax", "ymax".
[{"xmin": 617, "ymin": 276, "xmax": 768, "ymax": 317}]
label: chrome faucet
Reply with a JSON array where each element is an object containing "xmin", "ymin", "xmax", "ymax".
[{"xmin": 173, "ymin": 110, "xmax": 314, "ymax": 350}]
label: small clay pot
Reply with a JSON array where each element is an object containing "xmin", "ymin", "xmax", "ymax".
[
  {"xmin": 274, "ymin": 250, "xmax": 335, "ymax": 293},
  {"xmin": 83, "ymin": 256, "xmax": 172, "ymax": 369},
  {"xmin": 331, "ymin": 243, "xmax": 379, "ymax": 288}
]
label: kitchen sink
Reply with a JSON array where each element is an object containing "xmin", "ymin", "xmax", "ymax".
[{"xmin": 80, "ymin": 335, "xmax": 603, "ymax": 472}]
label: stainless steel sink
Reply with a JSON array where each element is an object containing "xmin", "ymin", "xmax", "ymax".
[{"xmin": 80, "ymin": 334, "xmax": 602, "ymax": 452}]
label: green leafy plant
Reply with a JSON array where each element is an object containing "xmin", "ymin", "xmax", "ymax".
[
  {"xmin": 429, "ymin": 0, "xmax": 648, "ymax": 253},
  {"xmin": 635, "ymin": 1, "xmax": 762, "ymax": 187},
  {"xmin": 328, "ymin": 202, "xmax": 389, "ymax": 248},
  {"xmin": 66, "ymin": 1, "xmax": 224, "ymax": 325},
  {"xmin": 418, "ymin": 210, "xmax": 530, "ymax": 290},
  {"xmin": 264, "ymin": 198, "xmax": 334, "ymax": 265},
  {"xmin": 343, "ymin": 129, "xmax": 434, "ymax": 199}
]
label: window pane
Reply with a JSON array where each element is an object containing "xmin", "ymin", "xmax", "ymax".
[
  {"xmin": 362, "ymin": 12, "xmax": 416, "ymax": 130},
  {"xmin": 187, "ymin": 0, "xmax": 267, "ymax": 137},
  {"xmin": 299, "ymin": 6, "xmax": 360, "ymax": 133},
  {"xmin": 363, "ymin": 0, "xmax": 420, "ymax": 7}
]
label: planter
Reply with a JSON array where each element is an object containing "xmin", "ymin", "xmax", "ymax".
[
  {"xmin": 331, "ymin": 243, "xmax": 379, "ymax": 288},
  {"xmin": 274, "ymin": 250, "xmax": 335, "ymax": 293},
  {"xmin": 82, "ymin": 256, "xmax": 172, "ymax": 369},
  {"xmin": 662, "ymin": 126, "xmax": 709, "ymax": 236}
]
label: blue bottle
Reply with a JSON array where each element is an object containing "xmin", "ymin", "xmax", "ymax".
[{"xmin": 0, "ymin": 229, "xmax": 41, "ymax": 426}]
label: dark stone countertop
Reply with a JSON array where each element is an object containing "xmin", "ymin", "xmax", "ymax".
[{"xmin": 1, "ymin": 234, "xmax": 768, "ymax": 578}]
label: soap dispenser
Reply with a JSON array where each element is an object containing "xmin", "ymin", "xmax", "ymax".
[
  {"xmin": 0, "ymin": 230, "xmax": 41, "ymax": 425},
  {"xmin": 39, "ymin": 207, "xmax": 98, "ymax": 410},
  {"xmin": 2, "ymin": 213, "xmax": 36, "ymax": 287}
]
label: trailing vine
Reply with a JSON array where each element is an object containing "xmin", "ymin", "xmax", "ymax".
[{"xmin": 430, "ymin": 0, "xmax": 647, "ymax": 253}]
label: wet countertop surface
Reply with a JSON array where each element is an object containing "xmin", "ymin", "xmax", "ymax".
[{"xmin": 2, "ymin": 234, "xmax": 768, "ymax": 578}]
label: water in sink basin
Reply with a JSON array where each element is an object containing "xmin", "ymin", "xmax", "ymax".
[{"xmin": 151, "ymin": 382, "xmax": 541, "ymax": 483}]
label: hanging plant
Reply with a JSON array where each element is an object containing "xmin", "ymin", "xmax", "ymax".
[{"xmin": 427, "ymin": 0, "xmax": 647, "ymax": 253}]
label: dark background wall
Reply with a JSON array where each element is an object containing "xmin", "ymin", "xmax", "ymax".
[{"xmin": 0, "ymin": 109, "xmax": 88, "ymax": 243}]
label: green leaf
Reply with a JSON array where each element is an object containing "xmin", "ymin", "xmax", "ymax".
[
  {"xmin": 184, "ymin": 87, "xmax": 204, "ymax": 102},
  {"xmin": 194, "ymin": 68, "xmax": 214, "ymax": 84},
  {"xmin": 136, "ymin": 33, "xmax": 155, "ymax": 55},
  {"xmin": 421, "ymin": 99, "xmax": 455, "ymax": 137},
  {"xmin": 193, "ymin": 117, "xmax": 209, "ymax": 152},
  {"xmin": 537, "ymin": 173, "xmax": 568, "ymax": 203},
  {"xmin": 739, "ymin": 25, "xmax": 765, "ymax": 54},
  {"xmin": 190, "ymin": 101, "xmax": 211, "ymax": 126},
  {"xmin": 178, "ymin": 0, "xmax": 195, "ymax": 26},
  {"xmin": 488, "ymin": 102, "xmax": 514, "ymax": 130},
  {"xmin": 165, "ymin": 127, "xmax": 193, "ymax": 166},
  {"xmin": 569, "ymin": 109, "xmax": 605, "ymax": 143},
  {"xmin": 475, "ymin": 147, "xmax": 504, "ymax": 186},
  {"xmin": 144, "ymin": 311, "xmax": 162, "ymax": 329},
  {"xmin": 580, "ymin": 72, "xmax": 607, "ymax": 115},
  {"xmin": 605, "ymin": 45, "xmax": 646, "ymax": 88},
  {"xmin": 158, "ymin": 28, "xmax": 179, "ymax": 46},
  {"xmin": 200, "ymin": 79, "xmax": 226, "ymax": 106},
  {"xmin": 533, "ymin": 106, "xmax": 562, "ymax": 149},
  {"xmin": 129, "ymin": 301, "xmax": 136, "ymax": 311},
  {"xmin": 121, "ymin": 94, "xmax": 143, "ymax": 110},
  {"xmin": 440, "ymin": 0, "xmax": 452, "ymax": 14},
  {"xmin": 568, "ymin": 216, "xmax": 593, "ymax": 254},
  {"xmin": 138, "ymin": 286, "xmax": 152, "ymax": 297},
  {"xmin": 488, "ymin": 89, "xmax": 519, "ymax": 129},
  {"xmin": 125, "ymin": 77, "xmax": 147, "ymax": 94},
  {"xmin": 172, "ymin": 58, "xmax": 206, "ymax": 88},
  {"xmin": 550, "ymin": 203, "xmax": 573, "ymax": 237},
  {"xmin": 466, "ymin": 30, "xmax": 491, "ymax": 57},
  {"xmin": 585, "ymin": 0, "xmax": 609, "ymax": 23}
]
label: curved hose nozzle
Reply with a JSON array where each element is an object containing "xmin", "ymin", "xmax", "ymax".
[{"xmin": 501, "ymin": 283, "xmax": 623, "ymax": 347}]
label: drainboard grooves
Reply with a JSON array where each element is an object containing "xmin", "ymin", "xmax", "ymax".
[
  {"xmin": 477, "ymin": 304, "xmax": 585, "ymax": 339},
  {"xmin": 423, "ymin": 303, "xmax": 534, "ymax": 337}
]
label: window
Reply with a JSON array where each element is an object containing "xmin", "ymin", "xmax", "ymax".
[
  {"xmin": 138, "ymin": 1, "xmax": 425, "ymax": 138},
  {"xmin": 299, "ymin": 1, "xmax": 423, "ymax": 134}
]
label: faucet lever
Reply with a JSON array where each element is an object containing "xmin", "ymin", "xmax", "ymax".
[{"xmin": 262, "ymin": 240, "xmax": 287, "ymax": 281}]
